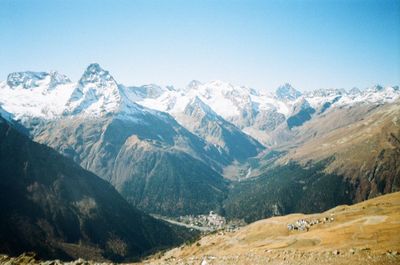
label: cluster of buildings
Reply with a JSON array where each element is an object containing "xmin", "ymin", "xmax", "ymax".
[
  {"xmin": 177, "ymin": 211, "xmax": 227, "ymax": 231},
  {"xmin": 287, "ymin": 215, "xmax": 335, "ymax": 231},
  {"xmin": 175, "ymin": 211, "xmax": 247, "ymax": 232}
]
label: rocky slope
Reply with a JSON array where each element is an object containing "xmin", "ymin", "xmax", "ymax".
[
  {"xmin": 275, "ymin": 100, "xmax": 400, "ymax": 201},
  {"xmin": 30, "ymin": 113, "xmax": 230, "ymax": 217},
  {"xmin": 0, "ymin": 116, "xmax": 195, "ymax": 262},
  {"xmin": 173, "ymin": 96, "xmax": 264, "ymax": 161},
  {"xmin": 224, "ymin": 100, "xmax": 400, "ymax": 222}
]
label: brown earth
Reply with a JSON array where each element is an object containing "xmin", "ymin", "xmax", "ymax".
[{"xmin": 138, "ymin": 192, "xmax": 400, "ymax": 265}]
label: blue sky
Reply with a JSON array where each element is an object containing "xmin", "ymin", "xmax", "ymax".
[{"xmin": 0, "ymin": 0, "xmax": 399, "ymax": 91}]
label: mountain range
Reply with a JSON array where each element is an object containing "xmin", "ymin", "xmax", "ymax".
[{"xmin": 0, "ymin": 63, "xmax": 399, "ymax": 242}]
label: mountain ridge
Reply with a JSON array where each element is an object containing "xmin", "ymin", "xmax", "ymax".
[
  {"xmin": 1, "ymin": 63, "xmax": 399, "ymax": 220},
  {"xmin": 0, "ymin": 115, "xmax": 195, "ymax": 262}
]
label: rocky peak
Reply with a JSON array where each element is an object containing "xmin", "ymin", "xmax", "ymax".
[
  {"xmin": 371, "ymin": 84, "xmax": 384, "ymax": 92},
  {"xmin": 275, "ymin": 83, "xmax": 302, "ymax": 101},
  {"xmin": 185, "ymin": 80, "xmax": 203, "ymax": 91},
  {"xmin": 7, "ymin": 71, "xmax": 70, "ymax": 90},
  {"xmin": 349, "ymin": 87, "xmax": 361, "ymax": 95},
  {"xmin": 185, "ymin": 96, "xmax": 216, "ymax": 116},
  {"xmin": 66, "ymin": 64, "xmax": 121, "ymax": 116},
  {"xmin": 78, "ymin": 63, "xmax": 116, "ymax": 88},
  {"xmin": 48, "ymin": 71, "xmax": 71, "ymax": 89}
]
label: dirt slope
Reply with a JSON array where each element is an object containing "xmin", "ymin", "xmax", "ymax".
[{"xmin": 140, "ymin": 192, "xmax": 400, "ymax": 265}]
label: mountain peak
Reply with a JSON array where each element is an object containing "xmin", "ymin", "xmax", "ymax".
[
  {"xmin": 275, "ymin": 83, "xmax": 302, "ymax": 100},
  {"xmin": 191, "ymin": 96, "xmax": 215, "ymax": 113},
  {"xmin": 370, "ymin": 84, "xmax": 384, "ymax": 92},
  {"xmin": 66, "ymin": 64, "xmax": 121, "ymax": 116},
  {"xmin": 6, "ymin": 71, "xmax": 71, "ymax": 90},
  {"xmin": 79, "ymin": 63, "xmax": 116, "ymax": 87},
  {"xmin": 186, "ymin": 80, "xmax": 203, "ymax": 91},
  {"xmin": 184, "ymin": 96, "xmax": 218, "ymax": 120},
  {"xmin": 349, "ymin": 87, "xmax": 361, "ymax": 95},
  {"xmin": 86, "ymin": 63, "xmax": 102, "ymax": 72}
]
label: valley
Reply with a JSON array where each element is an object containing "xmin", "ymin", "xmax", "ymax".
[
  {"xmin": 0, "ymin": 64, "xmax": 399, "ymax": 263},
  {"xmin": 1, "ymin": 1, "xmax": 399, "ymax": 264}
]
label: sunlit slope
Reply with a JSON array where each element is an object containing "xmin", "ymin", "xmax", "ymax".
[{"xmin": 142, "ymin": 192, "xmax": 400, "ymax": 265}]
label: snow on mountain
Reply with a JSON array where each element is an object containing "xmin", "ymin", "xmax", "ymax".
[
  {"xmin": 65, "ymin": 63, "xmax": 122, "ymax": 116},
  {"xmin": 133, "ymin": 80, "xmax": 400, "ymax": 144},
  {"xmin": 184, "ymin": 96, "xmax": 219, "ymax": 121},
  {"xmin": 0, "ymin": 64, "xmax": 162, "ymax": 123},
  {"xmin": 139, "ymin": 80, "xmax": 269, "ymax": 120},
  {"xmin": 125, "ymin": 84, "xmax": 169, "ymax": 100},
  {"xmin": 275, "ymin": 83, "xmax": 302, "ymax": 100},
  {"xmin": 172, "ymin": 95, "xmax": 264, "ymax": 161},
  {"xmin": 304, "ymin": 85, "xmax": 400, "ymax": 110},
  {"xmin": 0, "ymin": 105, "xmax": 13, "ymax": 123},
  {"xmin": 64, "ymin": 64, "xmax": 174, "ymax": 123},
  {"xmin": 6, "ymin": 71, "xmax": 71, "ymax": 90},
  {"xmin": 136, "ymin": 81, "xmax": 305, "ymax": 135},
  {"xmin": 0, "ymin": 72, "xmax": 75, "ymax": 120},
  {"xmin": 0, "ymin": 64, "xmax": 398, "ymax": 134}
]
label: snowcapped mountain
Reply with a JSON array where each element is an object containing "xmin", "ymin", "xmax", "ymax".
[
  {"xmin": 136, "ymin": 79, "xmax": 290, "ymax": 136},
  {"xmin": 0, "ymin": 63, "xmax": 399, "ymax": 218},
  {"xmin": 275, "ymin": 83, "xmax": 302, "ymax": 100},
  {"xmin": 0, "ymin": 72, "xmax": 75, "ymax": 120},
  {"xmin": 134, "ymin": 81, "xmax": 399, "ymax": 144},
  {"xmin": 66, "ymin": 63, "xmax": 121, "ymax": 116},
  {"xmin": 0, "ymin": 64, "xmax": 234, "ymax": 216},
  {"xmin": 0, "ymin": 64, "xmax": 398, "ymax": 146},
  {"xmin": 65, "ymin": 63, "xmax": 160, "ymax": 120},
  {"xmin": 7, "ymin": 70, "xmax": 71, "ymax": 90},
  {"xmin": 0, "ymin": 63, "xmax": 398, "ymax": 147},
  {"xmin": 0, "ymin": 64, "xmax": 167, "ymax": 123}
]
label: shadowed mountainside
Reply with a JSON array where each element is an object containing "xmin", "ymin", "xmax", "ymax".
[{"xmin": 0, "ymin": 117, "xmax": 196, "ymax": 262}]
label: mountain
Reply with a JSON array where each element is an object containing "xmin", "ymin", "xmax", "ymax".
[
  {"xmin": 172, "ymin": 96, "xmax": 264, "ymax": 161},
  {"xmin": 277, "ymin": 100, "xmax": 400, "ymax": 201},
  {"xmin": 7, "ymin": 71, "xmax": 71, "ymax": 90},
  {"xmin": 32, "ymin": 115, "xmax": 229, "ymax": 216},
  {"xmin": 65, "ymin": 63, "xmax": 121, "ymax": 116},
  {"xmin": 0, "ymin": 116, "xmax": 194, "ymax": 262},
  {"xmin": 146, "ymin": 192, "xmax": 400, "ymax": 265},
  {"xmin": 0, "ymin": 71, "xmax": 75, "ymax": 120},
  {"xmin": 1, "ymin": 64, "xmax": 231, "ymax": 217},
  {"xmin": 136, "ymin": 80, "xmax": 400, "ymax": 145},
  {"xmin": 286, "ymin": 99, "xmax": 316, "ymax": 129},
  {"xmin": 226, "ymin": 100, "xmax": 400, "ymax": 222},
  {"xmin": 275, "ymin": 83, "xmax": 302, "ymax": 100},
  {"xmin": 223, "ymin": 160, "xmax": 354, "ymax": 223},
  {"xmin": 1, "ymin": 64, "xmax": 399, "ymax": 222},
  {"xmin": 131, "ymin": 78, "xmax": 400, "ymax": 221}
]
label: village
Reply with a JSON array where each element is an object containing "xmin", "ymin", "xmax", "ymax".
[{"xmin": 174, "ymin": 211, "xmax": 246, "ymax": 233}]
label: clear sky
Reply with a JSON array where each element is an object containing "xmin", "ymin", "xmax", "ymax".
[{"xmin": 0, "ymin": 0, "xmax": 399, "ymax": 91}]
